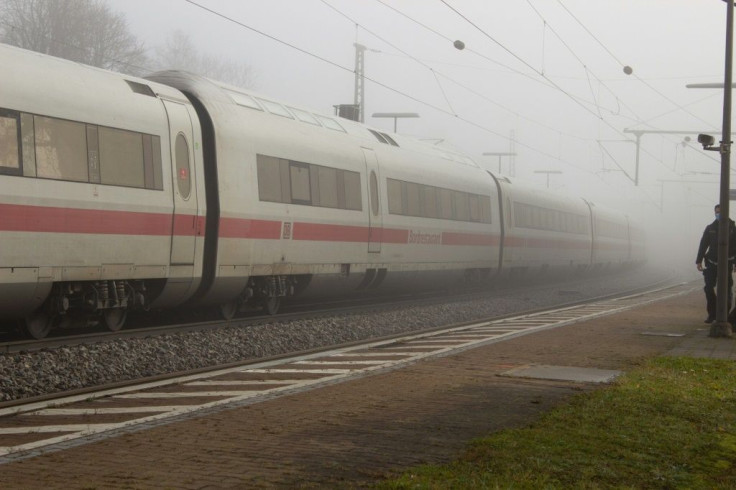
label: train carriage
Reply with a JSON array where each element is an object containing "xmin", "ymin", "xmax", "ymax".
[
  {"xmin": 0, "ymin": 45, "xmax": 207, "ymax": 337},
  {"xmin": 0, "ymin": 44, "xmax": 645, "ymax": 338},
  {"xmin": 493, "ymin": 176, "xmax": 593, "ymax": 274},
  {"xmin": 589, "ymin": 203, "xmax": 633, "ymax": 268},
  {"xmin": 148, "ymin": 73, "xmax": 503, "ymax": 313}
]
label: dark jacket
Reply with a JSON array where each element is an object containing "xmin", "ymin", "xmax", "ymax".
[{"xmin": 696, "ymin": 218, "xmax": 736, "ymax": 265}]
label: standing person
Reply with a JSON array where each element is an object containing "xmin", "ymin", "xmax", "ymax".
[{"xmin": 696, "ymin": 204, "xmax": 736, "ymax": 323}]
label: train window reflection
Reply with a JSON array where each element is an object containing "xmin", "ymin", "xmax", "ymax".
[
  {"xmin": 257, "ymin": 98, "xmax": 294, "ymax": 119},
  {"xmin": 0, "ymin": 114, "xmax": 20, "ymax": 172},
  {"xmin": 289, "ymin": 162, "xmax": 311, "ymax": 204},
  {"xmin": 345, "ymin": 171, "xmax": 362, "ymax": 210},
  {"xmin": 99, "ymin": 126, "xmax": 145, "ymax": 188},
  {"xmin": 406, "ymin": 182, "xmax": 421, "ymax": 217},
  {"xmin": 315, "ymin": 116, "xmax": 346, "ymax": 132},
  {"xmin": 386, "ymin": 177, "xmax": 490, "ymax": 223},
  {"xmin": 317, "ymin": 166, "xmax": 338, "ymax": 208},
  {"xmin": 289, "ymin": 107, "xmax": 321, "ymax": 126},
  {"xmin": 20, "ymin": 113, "xmax": 36, "ymax": 177},
  {"xmin": 35, "ymin": 115, "xmax": 88, "ymax": 182},
  {"xmin": 256, "ymin": 154, "xmax": 362, "ymax": 211}
]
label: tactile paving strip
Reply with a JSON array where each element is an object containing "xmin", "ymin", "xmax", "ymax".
[{"xmin": 0, "ymin": 282, "xmax": 695, "ymax": 461}]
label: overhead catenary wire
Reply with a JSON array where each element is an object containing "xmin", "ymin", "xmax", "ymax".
[
  {"xmin": 183, "ymin": 0, "xmax": 705, "ymax": 198},
  {"xmin": 554, "ymin": 0, "xmax": 719, "ymax": 132},
  {"xmin": 437, "ymin": 0, "xmax": 709, "ymax": 187}
]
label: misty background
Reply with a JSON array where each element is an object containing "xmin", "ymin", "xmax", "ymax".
[{"xmin": 1, "ymin": 0, "xmax": 727, "ymax": 277}]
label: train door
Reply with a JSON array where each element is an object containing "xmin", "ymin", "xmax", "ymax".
[
  {"xmin": 362, "ymin": 148, "xmax": 382, "ymax": 253},
  {"xmin": 162, "ymin": 99, "xmax": 199, "ymax": 265}
]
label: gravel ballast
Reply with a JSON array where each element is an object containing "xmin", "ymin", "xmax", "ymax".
[{"xmin": 0, "ymin": 267, "xmax": 690, "ymax": 402}]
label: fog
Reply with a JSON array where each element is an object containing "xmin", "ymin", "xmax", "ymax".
[{"xmin": 106, "ymin": 0, "xmax": 729, "ymax": 277}]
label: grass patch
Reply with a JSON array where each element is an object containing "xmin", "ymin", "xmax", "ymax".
[{"xmin": 380, "ymin": 357, "xmax": 736, "ymax": 489}]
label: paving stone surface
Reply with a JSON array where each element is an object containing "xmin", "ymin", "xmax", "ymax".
[{"xmin": 0, "ymin": 289, "xmax": 730, "ymax": 489}]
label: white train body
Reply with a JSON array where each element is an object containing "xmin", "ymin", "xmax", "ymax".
[{"xmin": 0, "ymin": 44, "xmax": 645, "ymax": 337}]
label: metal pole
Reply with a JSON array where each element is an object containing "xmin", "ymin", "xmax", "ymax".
[
  {"xmin": 354, "ymin": 43, "xmax": 366, "ymax": 123},
  {"xmin": 713, "ymin": 0, "xmax": 734, "ymax": 337},
  {"xmin": 634, "ymin": 132, "xmax": 641, "ymax": 186}
]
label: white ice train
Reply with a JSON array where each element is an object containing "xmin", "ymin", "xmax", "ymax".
[{"xmin": 0, "ymin": 44, "xmax": 645, "ymax": 338}]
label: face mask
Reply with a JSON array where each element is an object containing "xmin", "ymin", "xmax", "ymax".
[{"xmin": 716, "ymin": 213, "xmax": 721, "ymax": 220}]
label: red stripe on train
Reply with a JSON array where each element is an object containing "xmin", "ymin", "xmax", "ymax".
[
  {"xmin": 218, "ymin": 217, "xmax": 281, "ymax": 239},
  {"xmin": 0, "ymin": 203, "xmax": 175, "ymax": 235}
]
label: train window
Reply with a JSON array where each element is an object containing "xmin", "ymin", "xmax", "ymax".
[
  {"xmin": 257, "ymin": 155, "xmax": 283, "ymax": 202},
  {"xmin": 344, "ymin": 170, "xmax": 363, "ymax": 211},
  {"xmin": 20, "ymin": 113, "xmax": 36, "ymax": 177},
  {"xmin": 423, "ymin": 186, "xmax": 438, "ymax": 218},
  {"xmin": 335, "ymin": 170, "xmax": 346, "ymax": 208},
  {"xmin": 34, "ymin": 115, "xmax": 88, "ymax": 182},
  {"xmin": 387, "ymin": 179, "xmax": 403, "ymax": 214},
  {"xmin": 438, "ymin": 188, "xmax": 453, "ymax": 220},
  {"xmin": 453, "ymin": 192, "xmax": 469, "ymax": 221},
  {"xmin": 99, "ymin": 126, "xmax": 145, "ymax": 188},
  {"xmin": 151, "ymin": 136, "xmax": 163, "ymax": 190},
  {"xmin": 87, "ymin": 125, "xmax": 101, "ymax": 184},
  {"xmin": 141, "ymin": 135, "xmax": 163, "ymax": 190},
  {"xmin": 257, "ymin": 98, "xmax": 294, "ymax": 119},
  {"xmin": 289, "ymin": 107, "xmax": 321, "ymax": 126},
  {"xmin": 469, "ymin": 194, "xmax": 481, "ymax": 222},
  {"xmin": 370, "ymin": 171, "xmax": 379, "ymax": 216},
  {"xmin": 229, "ymin": 92, "xmax": 263, "ymax": 110},
  {"xmin": 480, "ymin": 196, "xmax": 492, "ymax": 223},
  {"xmin": 406, "ymin": 182, "xmax": 421, "ymax": 217},
  {"xmin": 289, "ymin": 162, "xmax": 311, "ymax": 204},
  {"xmin": 0, "ymin": 112, "xmax": 20, "ymax": 174},
  {"xmin": 175, "ymin": 133, "xmax": 191, "ymax": 199},
  {"xmin": 315, "ymin": 116, "xmax": 346, "ymax": 132},
  {"xmin": 317, "ymin": 166, "xmax": 338, "ymax": 208}
]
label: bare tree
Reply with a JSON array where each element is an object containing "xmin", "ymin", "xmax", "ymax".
[
  {"xmin": 0, "ymin": 0, "xmax": 147, "ymax": 74},
  {"xmin": 154, "ymin": 30, "xmax": 255, "ymax": 89}
]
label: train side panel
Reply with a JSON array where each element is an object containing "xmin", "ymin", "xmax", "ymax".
[
  {"xmin": 495, "ymin": 178, "xmax": 593, "ymax": 273},
  {"xmin": 0, "ymin": 45, "xmax": 205, "ymax": 321},
  {"xmin": 148, "ymin": 73, "xmax": 502, "ymax": 306},
  {"xmin": 589, "ymin": 204, "xmax": 632, "ymax": 267}
]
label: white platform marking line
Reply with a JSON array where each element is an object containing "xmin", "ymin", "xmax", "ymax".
[
  {"xmin": 245, "ymin": 368, "xmax": 352, "ymax": 374},
  {"xmin": 114, "ymin": 391, "xmax": 261, "ymax": 398},
  {"xmin": 0, "ymin": 284, "xmax": 695, "ymax": 458},
  {"xmin": 402, "ymin": 339, "xmax": 472, "ymax": 344},
  {"xmin": 0, "ymin": 424, "xmax": 121, "ymax": 434},
  {"xmin": 0, "ymin": 375, "xmax": 350, "ymax": 457},
  {"xmin": 291, "ymin": 360, "xmax": 386, "ymax": 365},
  {"xmin": 330, "ymin": 352, "xmax": 412, "ymax": 357},
  {"xmin": 185, "ymin": 380, "xmax": 299, "ymax": 386},
  {"xmin": 24, "ymin": 407, "xmax": 191, "ymax": 416}
]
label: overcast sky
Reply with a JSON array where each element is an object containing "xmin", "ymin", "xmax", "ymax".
[{"xmin": 105, "ymin": 0, "xmax": 733, "ymax": 267}]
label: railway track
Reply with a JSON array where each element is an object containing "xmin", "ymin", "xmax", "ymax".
[
  {"xmin": 0, "ymin": 269, "xmax": 679, "ymax": 354},
  {"xmin": 0, "ymin": 280, "xmax": 697, "ymax": 463}
]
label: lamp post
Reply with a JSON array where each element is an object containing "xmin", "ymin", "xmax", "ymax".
[
  {"xmin": 696, "ymin": 0, "xmax": 734, "ymax": 338},
  {"xmin": 534, "ymin": 170, "xmax": 562, "ymax": 188},
  {"xmin": 371, "ymin": 112, "xmax": 419, "ymax": 133},
  {"xmin": 482, "ymin": 152, "xmax": 516, "ymax": 174}
]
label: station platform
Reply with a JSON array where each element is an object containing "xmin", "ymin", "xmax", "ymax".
[{"xmin": 0, "ymin": 284, "xmax": 733, "ymax": 489}]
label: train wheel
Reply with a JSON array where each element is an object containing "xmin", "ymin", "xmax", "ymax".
[
  {"xmin": 103, "ymin": 308, "xmax": 127, "ymax": 332},
  {"xmin": 263, "ymin": 297, "xmax": 280, "ymax": 315},
  {"xmin": 219, "ymin": 300, "xmax": 238, "ymax": 320},
  {"xmin": 25, "ymin": 311, "xmax": 53, "ymax": 339}
]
